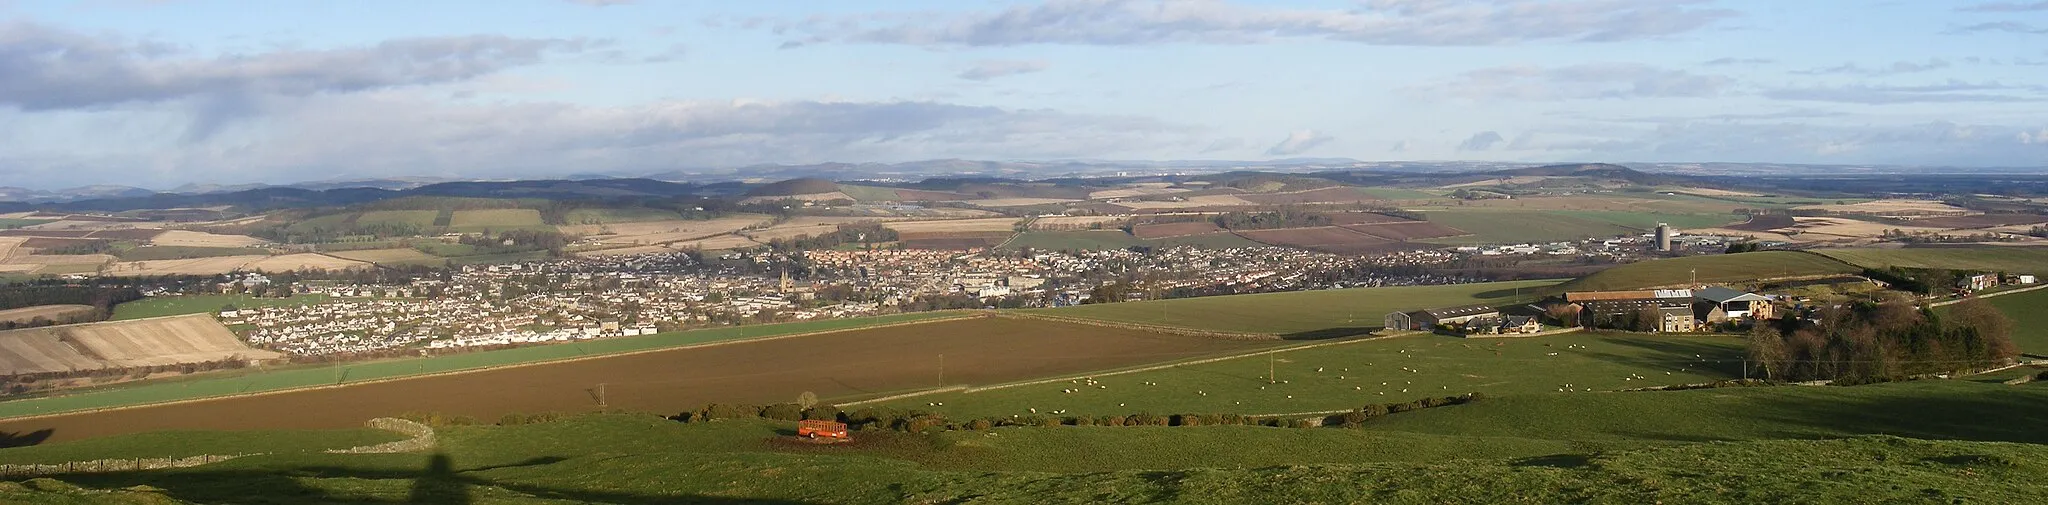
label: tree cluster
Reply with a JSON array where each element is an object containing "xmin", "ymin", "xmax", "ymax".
[
  {"xmin": 1209, "ymin": 210, "xmax": 1331, "ymax": 231},
  {"xmin": 1746, "ymin": 298, "xmax": 2017, "ymax": 383}
]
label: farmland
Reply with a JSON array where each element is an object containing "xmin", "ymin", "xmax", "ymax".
[
  {"xmin": 351, "ymin": 210, "xmax": 439, "ymax": 229},
  {"xmin": 1235, "ymin": 226, "xmax": 1405, "ymax": 254},
  {"xmin": 1000, "ymin": 230, "xmax": 1265, "ymax": 251},
  {"xmin": 1988, "ymin": 287, "xmax": 2048, "ymax": 353},
  {"xmin": 0, "ymin": 305, "xmax": 93, "ymax": 325},
  {"xmin": 1036, "ymin": 279, "xmax": 1559, "ymax": 335},
  {"xmin": 447, "ymin": 209, "xmax": 545, "ymax": 231},
  {"xmin": 112, "ymin": 295, "xmax": 333, "ymax": 321},
  {"xmin": 1815, "ymin": 246, "xmax": 2048, "ymax": 274},
  {"xmin": 559, "ymin": 215, "xmax": 772, "ymax": 246},
  {"xmin": 1556, "ymin": 251, "xmax": 1861, "ymax": 291},
  {"xmin": 325, "ymin": 247, "xmax": 444, "ymax": 267},
  {"xmin": 879, "ymin": 331, "xmax": 1747, "ymax": 419},
  {"xmin": 146, "ymin": 230, "xmax": 267, "ymax": 248},
  {"xmin": 0, "ymin": 315, "xmax": 280, "ymax": 375},
  {"xmin": 0, "ymin": 316, "xmax": 1276, "ymax": 442}
]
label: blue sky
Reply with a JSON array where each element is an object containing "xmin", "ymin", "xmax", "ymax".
[{"xmin": 1, "ymin": 0, "xmax": 2045, "ymax": 189}]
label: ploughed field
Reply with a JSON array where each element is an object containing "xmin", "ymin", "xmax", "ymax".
[{"xmin": 0, "ymin": 316, "xmax": 1276, "ymax": 442}]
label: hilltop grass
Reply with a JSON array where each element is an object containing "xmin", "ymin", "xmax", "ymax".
[
  {"xmin": 0, "ymin": 429, "xmax": 402, "ymax": 465},
  {"xmin": 111, "ymin": 295, "xmax": 334, "ymax": 321},
  {"xmin": 0, "ymin": 312, "xmax": 965, "ymax": 420},
  {"xmin": 561, "ymin": 207, "xmax": 680, "ymax": 225},
  {"xmin": 1000, "ymin": 230, "xmax": 1266, "ymax": 251},
  {"xmin": 1415, "ymin": 209, "xmax": 1725, "ymax": 245},
  {"xmin": 1555, "ymin": 251, "xmax": 1860, "ymax": 292},
  {"xmin": 1989, "ymin": 287, "xmax": 2048, "ymax": 353},
  {"xmin": 880, "ymin": 332, "xmax": 1746, "ymax": 419},
  {"xmin": 836, "ymin": 184, "xmax": 904, "ymax": 202},
  {"xmin": 446, "ymin": 209, "xmax": 547, "ymax": 232},
  {"xmin": 1816, "ymin": 247, "xmax": 2048, "ymax": 274},
  {"xmin": 16, "ymin": 398, "xmax": 2048, "ymax": 503},
  {"xmin": 1034, "ymin": 279, "xmax": 1559, "ymax": 336},
  {"xmin": 351, "ymin": 210, "xmax": 439, "ymax": 229}
]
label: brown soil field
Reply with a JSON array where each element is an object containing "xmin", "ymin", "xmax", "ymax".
[
  {"xmin": 245, "ymin": 254, "xmax": 372, "ymax": 272},
  {"xmin": 0, "ymin": 317, "xmax": 1278, "ymax": 442},
  {"xmin": 149, "ymin": 230, "xmax": 268, "ymax": 248},
  {"xmin": 1342, "ymin": 222, "xmax": 1468, "ymax": 240},
  {"xmin": 0, "ymin": 230, "xmax": 94, "ymax": 238},
  {"xmin": 1725, "ymin": 214, "xmax": 1797, "ymax": 232},
  {"xmin": 326, "ymin": 248, "xmax": 442, "ymax": 265},
  {"xmin": 883, "ymin": 218, "xmax": 1022, "ymax": 234},
  {"xmin": 83, "ymin": 229, "xmax": 166, "ymax": 241},
  {"xmin": 955, "ymin": 198, "xmax": 1079, "ymax": 207},
  {"xmin": 1028, "ymin": 216, "xmax": 1125, "ymax": 231},
  {"xmin": 1908, "ymin": 214, "xmax": 2048, "ymax": 229},
  {"xmin": 1131, "ymin": 221, "xmax": 1225, "ymax": 239},
  {"xmin": 894, "ymin": 189, "xmax": 975, "ymax": 201},
  {"xmin": 574, "ymin": 245, "xmax": 677, "ymax": 257},
  {"xmin": 1237, "ymin": 187, "xmax": 1379, "ymax": 205},
  {"xmin": 1671, "ymin": 187, "xmax": 1760, "ymax": 197},
  {"xmin": 1423, "ymin": 196, "xmax": 1742, "ymax": 214},
  {"xmin": 0, "ymin": 305, "xmax": 94, "ymax": 325},
  {"xmin": 741, "ymin": 191, "xmax": 855, "ymax": 204},
  {"xmin": 1787, "ymin": 217, "xmax": 1949, "ymax": 239},
  {"xmin": 1235, "ymin": 227, "xmax": 1393, "ymax": 253},
  {"xmin": 1323, "ymin": 212, "xmax": 1414, "ymax": 225},
  {"xmin": 18, "ymin": 237, "xmax": 103, "ymax": 250},
  {"xmin": 669, "ymin": 234, "xmax": 763, "ymax": 251},
  {"xmin": 1088, "ymin": 187, "xmax": 1192, "ymax": 200},
  {"xmin": 1113, "ymin": 195, "xmax": 1258, "ymax": 209}
]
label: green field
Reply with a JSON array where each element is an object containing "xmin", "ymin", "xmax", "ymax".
[
  {"xmin": 111, "ymin": 294, "xmax": 334, "ymax": 321},
  {"xmin": 881, "ymin": 331, "xmax": 1746, "ymax": 419},
  {"xmin": 447, "ymin": 209, "xmax": 546, "ymax": 231},
  {"xmin": 1036, "ymin": 280, "xmax": 1558, "ymax": 336},
  {"xmin": 1989, "ymin": 288, "xmax": 2048, "ymax": 353},
  {"xmin": 562, "ymin": 207, "xmax": 680, "ymax": 224},
  {"xmin": 11, "ymin": 377, "xmax": 2048, "ymax": 503},
  {"xmin": 352, "ymin": 210, "xmax": 440, "ymax": 229},
  {"xmin": 113, "ymin": 246, "xmax": 260, "ymax": 262},
  {"xmin": 1355, "ymin": 187, "xmax": 1442, "ymax": 200},
  {"xmin": 1001, "ymin": 230, "xmax": 1265, "ymax": 251},
  {"xmin": 0, "ymin": 429, "xmax": 401, "ymax": 465},
  {"xmin": 1556, "ymin": 251, "xmax": 1861, "ymax": 292},
  {"xmin": 1816, "ymin": 247, "xmax": 2048, "ymax": 274},
  {"xmin": 0, "ymin": 312, "xmax": 964, "ymax": 420},
  {"xmin": 0, "ymin": 218, "xmax": 54, "ymax": 229}
]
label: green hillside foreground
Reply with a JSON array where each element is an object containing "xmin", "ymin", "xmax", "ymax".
[
  {"xmin": 1555, "ymin": 251, "xmax": 1860, "ymax": 292},
  {"xmin": 1988, "ymin": 287, "xmax": 2048, "ymax": 353},
  {"xmin": 10, "ymin": 376, "xmax": 2048, "ymax": 504},
  {"xmin": 0, "ymin": 312, "xmax": 964, "ymax": 420},
  {"xmin": 883, "ymin": 331, "xmax": 1747, "ymax": 419},
  {"xmin": 1816, "ymin": 246, "xmax": 2048, "ymax": 274},
  {"xmin": 1036, "ymin": 279, "xmax": 1560, "ymax": 336}
]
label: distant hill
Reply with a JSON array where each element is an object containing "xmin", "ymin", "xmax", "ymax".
[
  {"xmin": 1485, "ymin": 163, "xmax": 1668, "ymax": 185},
  {"xmin": 745, "ymin": 178, "xmax": 843, "ymax": 197}
]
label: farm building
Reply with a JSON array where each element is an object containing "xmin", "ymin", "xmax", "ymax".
[
  {"xmin": 1385, "ymin": 305, "xmax": 1500, "ymax": 332},
  {"xmin": 1694, "ymin": 286, "xmax": 1774, "ymax": 322},
  {"xmin": 1959, "ymin": 273, "xmax": 1998, "ymax": 292}
]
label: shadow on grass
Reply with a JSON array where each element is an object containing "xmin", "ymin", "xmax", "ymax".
[
  {"xmin": 1582, "ymin": 336, "xmax": 1748, "ymax": 377},
  {"xmin": 56, "ymin": 452, "xmax": 825, "ymax": 505},
  {"xmin": 1280, "ymin": 327, "xmax": 1378, "ymax": 340},
  {"xmin": 0, "ymin": 428, "xmax": 53, "ymax": 448},
  {"xmin": 1510, "ymin": 454, "xmax": 1590, "ymax": 468},
  {"xmin": 1745, "ymin": 383, "xmax": 2048, "ymax": 445}
]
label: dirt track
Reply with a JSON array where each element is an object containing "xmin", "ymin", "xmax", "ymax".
[{"xmin": 0, "ymin": 317, "xmax": 1276, "ymax": 442}]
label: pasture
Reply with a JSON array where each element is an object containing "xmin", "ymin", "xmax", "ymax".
[
  {"xmin": 243, "ymin": 254, "xmax": 371, "ymax": 273},
  {"xmin": 1815, "ymin": 247, "xmax": 2048, "ymax": 274},
  {"xmin": 559, "ymin": 215, "xmax": 773, "ymax": 245},
  {"xmin": 147, "ymin": 230, "xmax": 267, "ymax": 248},
  {"xmin": 112, "ymin": 295, "xmax": 333, "ymax": 321},
  {"xmin": 351, "ymin": 210, "xmax": 440, "ymax": 229},
  {"xmin": 561, "ymin": 207, "xmax": 680, "ymax": 224},
  {"xmin": 880, "ymin": 331, "xmax": 1747, "ymax": 419},
  {"xmin": 447, "ymin": 209, "xmax": 545, "ymax": 231},
  {"xmin": 1989, "ymin": 287, "xmax": 2048, "ymax": 353},
  {"xmin": 0, "ymin": 315, "xmax": 1275, "ymax": 442},
  {"xmin": 1795, "ymin": 199, "xmax": 1970, "ymax": 216},
  {"xmin": 104, "ymin": 256, "xmax": 266, "ymax": 276},
  {"xmin": 1037, "ymin": 279, "xmax": 1560, "ymax": 336},
  {"xmin": 1556, "ymin": 251, "xmax": 1861, "ymax": 292},
  {"xmin": 114, "ymin": 246, "xmax": 257, "ymax": 261},
  {"xmin": 325, "ymin": 248, "xmax": 444, "ymax": 267}
]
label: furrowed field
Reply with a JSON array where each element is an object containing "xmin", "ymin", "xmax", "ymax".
[
  {"xmin": 1036, "ymin": 280, "xmax": 1559, "ymax": 336},
  {"xmin": 878, "ymin": 332, "xmax": 1746, "ymax": 419},
  {"xmin": 1816, "ymin": 246, "xmax": 2048, "ymax": 274},
  {"xmin": 0, "ymin": 315, "xmax": 1278, "ymax": 442}
]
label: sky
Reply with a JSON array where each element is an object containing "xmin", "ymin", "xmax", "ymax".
[{"xmin": 1, "ymin": 0, "xmax": 2046, "ymax": 190}]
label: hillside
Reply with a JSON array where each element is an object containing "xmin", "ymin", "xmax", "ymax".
[
  {"xmin": 743, "ymin": 178, "xmax": 842, "ymax": 197},
  {"xmin": 1554, "ymin": 251, "xmax": 1861, "ymax": 292},
  {"xmin": 1816, "ymin": 246, "xmax": 2048, "ymax": 274},
  {"xmin": 1038, "ymin": 280, "xmax": 1558, "ymax": 336}
]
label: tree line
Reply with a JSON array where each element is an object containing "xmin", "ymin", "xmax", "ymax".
[{"xmin": 1745, "ymin": 297, "xmax": 2017, "ymax": 384}]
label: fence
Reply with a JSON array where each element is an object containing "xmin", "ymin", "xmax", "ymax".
[
  {"xmin": 0, "ymin": 453, "xmax": 252, "ymax": 477},
  {"xmin": 328, "ymin": 417, "xmax": 436, "ymax": 454}
]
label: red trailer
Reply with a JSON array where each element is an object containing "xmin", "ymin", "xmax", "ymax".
[{"xmin": 797, "ymin": 419, "xmax": 849, "ymax": 441}]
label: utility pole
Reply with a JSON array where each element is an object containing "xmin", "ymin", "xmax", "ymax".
[
  {"xmin": 597, "ymin": 383, "xmax": 607, "ymax": 407},
  {"xmin": 1269, "ymin": 354, "xmax": 1277, "ymax": 384},
  {"xmin": 938, "ymin": 354, "xmax": 945, "ymax": 387}
]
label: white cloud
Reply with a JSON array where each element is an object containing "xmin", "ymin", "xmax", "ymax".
[
  {"xmin": 1763, "ymin": 81, "xmax": 2043, "ymax": 104},
  {"xmin": 957, "ymin": 59, "xmax": 1050, "ymax": 81},
  {"xmin": 1264, "ymin": 129, "xmax": 1333, "ymax": 156},
  {"xmin": 1957, "ymin": 1, "xmax": 2048, "ymax": 12},
  {"xmin": 1420, "ymin": 63, "xmax": 1733, "ymax": 101},
  {"xmin": 1793, "ymin": 59, "xmax": 1952, "ymax": 76},
  {"xmin": 2021, "ymin": 128, "xmax": 2048, "ymax": 144},
  {"xmin": 768, "ymin": 0, "xmax": 1737, "ymax": 48},
  {"xmin": 1457, "ymin": 131, "xmax": 1505, "ymax": 151}
]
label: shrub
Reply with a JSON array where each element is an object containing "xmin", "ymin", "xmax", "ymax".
[
  {"xmin": 1420, "ymin": 397, "xmax": 1448, "ymax": 408},
  {"xmin": 1217, "ymin": 414, "xmax": 1246, "ymax": 426},
  {"xmin": 1035, "ymin": 416, "xmax": 1063, "ymax": 428},
  {"xmin": 1259, "ymin": 418, "xmax": 1284, "ymax": 427},
  {"xmin": 1198, "ymin": 414, "xmax": 1224, "ymax": 426},
  {"xmin": 1018, "ymin": 416, "xmax": 1048, "ymax": 428},
  {"xmin": 1101, "ymin": 415, "xmax": 1126, "ymax": 427},
  {"xmin": 802, "ymin": 406, "xmax": 842, "ymax": 421},
  {"xmin": 1173, "ymin": 414, "xmax": 1201, "ymax": 427},
  {"xmin": 1342, "ymin": 410, "xmax": 1370, "ymax": 425},
  {"xmin": 1388, "ymin": 401, "xmax": 1421, "ymax": 413},
  {"xmin": 1071, "ymin": 416, "xmax": 1096, "ymax": 426},
  {"xmin": 760, "ymin": 403, "xmax": 805, "ymax": 421},
  {"xmin": 906, "ymin": 415, "xmax": 949, "ymax": 433},
  {"xmin": 1292, "ymin": 418, "xmax": 1320, "ymax": 429},
  {"xmin": 700, "ymin": 403, "xmax": 758, "ymax": 421},
  {"xmin": 1461, "ymin": 392, "xmax": 1486, "ymax": 403},
  {"xmin": 967, "ymin": 418, "xmax": 994, "ymax": 431},
  {"xmin": 499, "ymin": 413, "xmax": 528, "ymax": 426},
  {"xmin": 1145, "ymin": 414, "xmax": 1170, "ymax": 426}
]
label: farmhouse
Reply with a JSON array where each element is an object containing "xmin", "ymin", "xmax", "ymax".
[
  {"xmin": 1694, "ymin": 286, "xmax": 1774, "ymax": 322},
  {"xmin": 1959, "ymin": 273, "xmax": 1998, "ymax": 292},
  {"xmin": 1384, "ymin": 305, "xmax": 1499, "ymax": 332},
  {"xmin": 1565, "ymin": 286, "xmax": 1774, "ymax": 332}
]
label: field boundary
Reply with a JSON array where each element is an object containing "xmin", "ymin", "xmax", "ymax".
[
  {"xmin": 838, "ymin": 332, "xmax": 1407, "ymax": 408},
  {"xmin": 1928, "ymin": 283, "xmax": 2048, "ymax": 308},
  {"xmin": 0, "ymin": 313, "xmax": 979, "ymax": 423}
]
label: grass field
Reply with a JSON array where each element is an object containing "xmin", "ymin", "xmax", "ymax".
[
  {"xmin": 836, "ymin": 184, "xmax": 904, "ymax": 202},
  {"xmin": 999, "ymin": 230, "xmax": 1265, "ymax": 251},
  {"xmin": 12, "ymin": 379, "xmax": 2048, "ymax": 504},
  {"xmin": 113, "ymin": 246, "xmax": 260, "ymax": 261},
  {"xmin": 562, "ymin": 207, "xmax": 680, "ymax": 224},
  {"xmin": 881, "ymin": 331, "xmax": 1747, "ymax": 419},
  {"xmin": 0, "ymin": 428, "xmax": 401, "ymax": 465},
  {"xmin": 325, "ymin": 248, "xmax": 444, "ymax": 267},
  {"xmin": 1988, "ymin": 287, "xmax": 2048, "ymax": 353},
  {"xmin": 0, "ymin": 219, "xmax": 54, "ymax": 229},
  {"xmin": 1417, "ymin": 210, "xmax": 1639, "ymax": 244},
  {"xmin": 1815, "ymin": 247, "xmax": 2048, "ymax": 274},
  {"xmin": 1556, "ymin": 251, "xmax": 1862, "ymax": 292},
  {"xmin": 1035, "ymin": 280, "xmax": 1559, "ymax": 336},
  {"xmin": 351, "ymin": 210, "xmax": 439, "ymax": 229},
  {"xmin": 1354, "ymin": 187, "xmax": 1441, "ymax": 200},
  {"xmin": 0, "ymin": 313, "xmax": 966, "ymax": 424},
  {"xmin": 447, "ymin": 209, "xmax": 545, "ymax": 231},
  {"xmin": 110, "ymin": 295, "xmax": 334, "ymax": 321}
]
